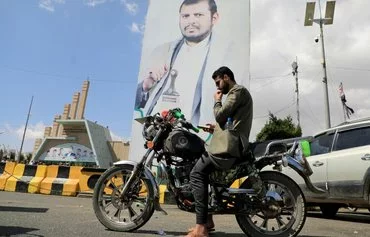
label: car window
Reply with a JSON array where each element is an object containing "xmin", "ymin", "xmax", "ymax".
[
  {"xmin": 310, "ymin": 133, "xmax": 334, "ymax": 156},
  {"xmin": 334, "ymin": 126, "xmax": 370, "ymax": 151}
]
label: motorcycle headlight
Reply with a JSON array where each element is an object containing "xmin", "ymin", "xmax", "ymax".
[{"xmin": 142, "ymin": 124, "xmax": 156, "ymax": 141}]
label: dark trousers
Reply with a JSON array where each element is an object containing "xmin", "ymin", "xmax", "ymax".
[{"xmin": 189, "ymin": 155, "xmax": 215, "ymax": 224}]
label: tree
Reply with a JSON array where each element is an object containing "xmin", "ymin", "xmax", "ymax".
[
  {"xmin": 10, "ymin": 151, "xmax": 16, "ymax": 161},
  {"xmin": 256, "ymin": 112, "xmax": 302, "ymax": 142}
]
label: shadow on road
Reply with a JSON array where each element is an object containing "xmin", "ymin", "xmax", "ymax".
[
  {"xmin": 0, "ymin": 226, "xmax": 43, "ymax": 237},
  {"xmin": 0, "ymin": 205, "xmax": 48, "ymax": 213},
  {"xmin": 308, "ymin": 211, "xmax": 370, "ymax": 224},
  {"xmin": 132, "ymin": 229, "xmax": 329, "ymax": 237}
]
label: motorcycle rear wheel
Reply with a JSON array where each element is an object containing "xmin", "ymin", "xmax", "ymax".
[
  {"xmin": 236, "ymin": 171, "xmax": 306, "ymax": 237},
  {"xmin": 92, "ymin": 165, "xmax": 155, "ymax": 232}
]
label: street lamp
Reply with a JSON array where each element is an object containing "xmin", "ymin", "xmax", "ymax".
[
  {"xmin": 18, "ymin": 96, "xmax": 34, "ymax": 162},
  {"xmin": 304, "ymin": 0, "xmax": 336, "ymax": 129}
]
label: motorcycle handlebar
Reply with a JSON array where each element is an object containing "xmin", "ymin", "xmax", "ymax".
[
  {"xmin": 191, "ymin": 125, "xmax": 200, "ymax": 133},
  {"xmin": 169, "ymin": 108, "xmax": 199, "ymax": 133},
  {"xmin": 179, "ymin": 120, "xmax": 199, "ymax": 133}
]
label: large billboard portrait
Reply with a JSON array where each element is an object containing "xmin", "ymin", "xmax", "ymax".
[{"xmin": 130, "ymin": 0, "xmax": 250, "ymax": 161}]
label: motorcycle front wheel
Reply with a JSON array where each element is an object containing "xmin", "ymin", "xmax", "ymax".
[
  {"xmin": 92, "ymin": 165, "xmax": 155, "ymax": 232},
  {"xmin": 236, "ymin": 171, "xmax": 306, "ymax": 237}
]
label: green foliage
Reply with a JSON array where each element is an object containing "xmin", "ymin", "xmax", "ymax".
[{"xmin": 256, "ymin": 112, "xmax": 302, "ymax": 142}]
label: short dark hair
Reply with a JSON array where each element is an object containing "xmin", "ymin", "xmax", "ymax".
[
  {"xmin": 179, "ymin": 0, "xmax": 218, "ymax": 16},
  {"xmin": 212, "ymin": 66, "xmax": 235, "ymax": 82}
]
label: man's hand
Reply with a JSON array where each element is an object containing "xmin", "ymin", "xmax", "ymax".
[
  {"xmin": 142, "ymin": 65, "xmax": 168, "ymax": 92},
  {"xmin": 199, "ymin": 123, "xmax": 215, "ymax": 134},
  {"xmin": 214, "ymin": 90, "xmax": 223, "ymax": 102}
]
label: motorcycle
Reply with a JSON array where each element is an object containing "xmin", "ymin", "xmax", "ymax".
[{"xmin": 93, "ymin": 108, "xmax": 324, "ymax": 237}]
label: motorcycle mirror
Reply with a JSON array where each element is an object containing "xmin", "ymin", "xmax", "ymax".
[{"xmin": 135, "ymin": 116, "xmax": 151, "ymax": 124}]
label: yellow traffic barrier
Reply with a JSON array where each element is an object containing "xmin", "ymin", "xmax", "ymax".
[
  {"xmin": 40, "ymin": 165, "xmax": 58, "ymax": 195},
  {"xmin": 0, "ymin": 162, "xmax": 16, "ymax": 190},
  {"xmin": 156, "ymin": 178, "xmax": 246, "ymax": 204},
  {"xmin": 28, "ymin": 165, "xmax": 47, "ymax": 193},
  {"xmin": 6, "ymin": 164, "xmax": 31, "ymax": 192},
  {"xmin": 78, "ymin": 167, "xmax": 106, "ymax": 194},
  {"xmin": 64, "ymin": 166, "xmax": 82, "ymax": 196},
  {"xmin": 104, "ymin": 176, "xmax": 124, "ymax": 195},
  {"xmin": 4, "ymin": 164, "xmax": 47, "ymax": 193},
  {"xmin": 40, "ymin": 165, "xmax": 82, "ymax": 196},
  {"xmin": 159, "ymin": 185, "xmax": 167, "ymax": 204},
  {"xmin": 230, "ymin": 178, "xmax": 246, "ymax": 188}
]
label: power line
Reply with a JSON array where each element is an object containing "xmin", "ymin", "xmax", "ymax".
[
  {"xmin": 300, "ymin": 110, "xmax": 322, "ymax": 130},
  {"xmin": 274, "ymin": 101, "xmax": 295, "ymax": 115},
  {"xmin": 0, "ymin": 65, "xmax": 135, "ymax": 84},
  {"xmin": 297, "ymin": 63, "xmax": 370, "ymax": 72},
  {"xmin": 300, "ymin": 94, "xmax": 323, "ymax": 129},
  {"xmin": 253, "ymin": 101, "xmax": 295, "ymax": 119},
  {"xmin": 251, "ymin": 75, "xmax": 291, "ymax": 92},
  {"xmin": 329, "ymin": 66, "xmax": 370, "ymax": 72},
  {"xmin": 250, "ymin": 72, "xmax": 291, "ymax": 80},
  {"xmin": 0, "ymin": 65, "xmax": 80, "ymax": 80}
]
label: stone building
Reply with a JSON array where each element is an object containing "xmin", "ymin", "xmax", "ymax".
[{"xmin": 30, "ymin": 81, "xmax": 129, "ymax": 168}]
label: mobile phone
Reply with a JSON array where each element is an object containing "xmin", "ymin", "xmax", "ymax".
[{"xmin": 197, "ymin": 125, "xmax": 211, "ymax": 130}]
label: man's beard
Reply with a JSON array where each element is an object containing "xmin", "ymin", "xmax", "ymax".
[
  {"xmin": 221, "ymin": 84, "xmax": 230, "ymax": 95},
  {"xmin": 184, "ymin": 31, "xmax": 210, "ymax": 43}
]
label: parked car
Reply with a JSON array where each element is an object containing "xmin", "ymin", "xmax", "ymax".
[{"xmin": 281, "ymin": 117, "xmax": 370, "ymax": 217}]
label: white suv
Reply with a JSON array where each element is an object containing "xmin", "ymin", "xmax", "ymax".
[{"xmin": 282, "ymin": 117, "xmax": 370, "ymax": 217}]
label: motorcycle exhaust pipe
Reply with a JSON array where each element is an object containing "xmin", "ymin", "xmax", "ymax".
[{"xmin": 226, "ymin": 188, "xmax": 257, "ymax": 195}]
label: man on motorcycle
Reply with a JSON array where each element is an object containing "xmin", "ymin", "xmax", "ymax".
[{"xmin": 186, "ymin": 66, "xmax": 263, "ymax": 237}]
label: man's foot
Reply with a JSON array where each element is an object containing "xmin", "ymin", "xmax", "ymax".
[
  {"xmin": 188, "ymin": 214, "xmax": 215, "ymax": 232},
  {"xmin": 206, "ymin": 215, "xmax": 215, "ymax": 231},
  {"xmin": 185, "ymin": 224, "xmax": 209, "ymax": 237},
  {"xmin": 188, "ymin": 224, "xmax": 214, "ymax": 233},
  {"xmin": 188, "ymin": 215, "xmax": 215, "ymax": 232}
]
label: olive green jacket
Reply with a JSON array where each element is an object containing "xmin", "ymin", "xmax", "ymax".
[{"xmin": 211, "ymin": 84, "xmax": 253, "ymax": 157}]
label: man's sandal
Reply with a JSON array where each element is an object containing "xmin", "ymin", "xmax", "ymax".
[
  {"xmin": 184, "ymin": 228, "xmax": 209, "ymax": 237},
  {"xmin": 188, "ymin": 227, "xmax": 215, "ymax": 232}
]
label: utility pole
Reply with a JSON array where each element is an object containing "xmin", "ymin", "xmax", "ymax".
[
  {"xmin": 292, "ymin": 58, "xmax": 300, "ymax": 127},
  {"xmin": 18, "ymin": 96, "xmax": 34, "ymax": 162},
  {"xmin": 304, "ymin": 1, "xmax": 336, "ymax": 129}
]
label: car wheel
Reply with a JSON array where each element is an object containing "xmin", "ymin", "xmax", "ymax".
[{"xmin": 320, "ymin": 204, "xmax": 340, "ymax": 218}]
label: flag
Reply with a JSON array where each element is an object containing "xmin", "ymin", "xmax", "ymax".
[{"xmin": 339, "ymin": 82, "xmax": 354, "ymax": 119}]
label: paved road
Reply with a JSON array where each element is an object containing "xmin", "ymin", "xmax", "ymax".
[{"xmin": 0, "ymin": 192, "xmax": 369, "ymax": 237}]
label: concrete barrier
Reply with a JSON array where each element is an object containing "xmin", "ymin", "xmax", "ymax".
[
  {"xmin": 157, "ymin": 178, "xmax": 246, "ymax": 204},
  {"xmin": 159, "ymin": 185, "xmax": 167, "ymax": 204},
  {"xmin": 0, "ymin": 162, "xmax": 16, "ymax": 190},
  {"xmin": 5, "ymin": 164, "xmax": 47, "ymax": 193},
  {"xmin": 64, "ymin": 166, "xmax": 83, "ymax": 196},
  {"xmin": 230, "ymin": 178, "xmax": 245, "ymax": 188},
  {"xmin": 40, "ymin": 165, "xmax": 82, "ymax": 196},
  {"xmin": 78, "ymin": 167, "xmax": 106, "ymax": 194},
  {"xmin": 29, "ymin": 165, "xmax": 48, "ymax": 193},
  {"xmin": 0, "ymin": 162, "xmax": 248, "ymax": 202},
  {"xmin": 103, "ymin": 175, "xmax": 124, "ymax": 195}
]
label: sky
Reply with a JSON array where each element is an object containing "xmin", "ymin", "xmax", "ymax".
[{"xmin": 1, "ymin": 0, "xmax": 370, "ymax": 153}]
